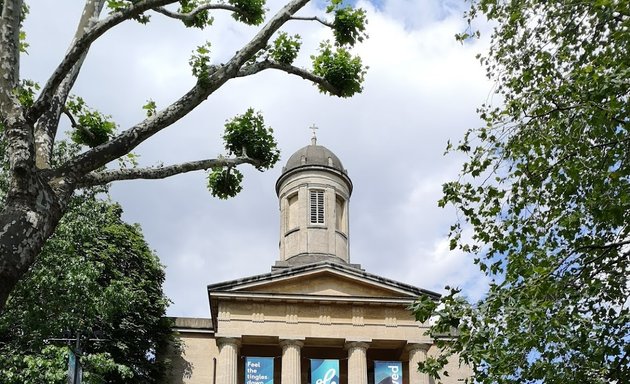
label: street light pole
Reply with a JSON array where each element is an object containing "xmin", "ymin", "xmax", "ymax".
[
  {"xmin": 73, "ymin": 332, "xmax": 81, "ymax": 384},
  {"xmin": 47, "ymin": 330, "xmax": 104, "ymax": 384}
]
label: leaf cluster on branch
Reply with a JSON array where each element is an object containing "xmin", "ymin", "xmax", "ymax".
[
  {"xmin": 207, "ymin": 108, "xmax": 279, "ymax": 198},
  {"xmin": 413, "ymin": 1, "xmax": 629, "ymax": 383}
]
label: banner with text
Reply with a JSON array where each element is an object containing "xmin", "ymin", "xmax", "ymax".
[
  {"xmin": 245, "ymin": 357, "xmax": 274, "ymax": 384},
  {"xmin": 311, "ymin": 359, "xmax": 339, "ymax": 384},
  {"xmin": 374, "ymin": 361, "xmax": 403, "ymax": 384}
]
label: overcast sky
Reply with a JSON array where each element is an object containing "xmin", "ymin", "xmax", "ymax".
[{"xmin": 22, "ymin": 0, "xmax": 494, "ymax": 317}]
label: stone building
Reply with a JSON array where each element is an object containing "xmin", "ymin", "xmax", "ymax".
[{"xmin": 167, "ymin": 137, "xmax": 469, "ymax": 384}]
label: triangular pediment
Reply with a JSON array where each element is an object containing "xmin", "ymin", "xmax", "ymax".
[
  {"xmin": 208, "ymin": 262, "xmax": 436, "ymax": 299},
  {"xmin": 242, "ymin": 270, "xmax": 408, "ymax": 297}
]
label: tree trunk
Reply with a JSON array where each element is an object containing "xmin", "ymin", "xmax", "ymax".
[{"xmin": 0, "ymin": 165, "xmax": 66, "ymax": 312}]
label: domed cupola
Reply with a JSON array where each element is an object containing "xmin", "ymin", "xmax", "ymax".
[
  {"xmin": 280, "ymin": 141, "xmax": 348, "ymax": 179},
  {"xmin": 274, "ymin": 134, "xmax": 357, "ymax": 270}
]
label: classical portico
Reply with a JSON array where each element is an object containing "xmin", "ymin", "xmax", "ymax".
[
  {"xmin": 207, "ymin": 262, "xmax": 438, "ymax": 384},
  {"xmin": 166, "ymin": 139, "xmax": 471, "ymax": 384}
]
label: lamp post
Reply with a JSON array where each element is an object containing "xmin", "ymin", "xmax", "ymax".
[
  {"xmin": 46, "ymin": 330, "xmax": 106, "ymax": 384},
  {"xmin": 68, "ymin": 332, "xmax": 82, "ymax": 384}
]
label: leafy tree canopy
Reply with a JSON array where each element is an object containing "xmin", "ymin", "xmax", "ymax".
[
  {"xmin": 413, "ymin": 1, "xmax": 629, "ymax": 383},
  {"xmin": 0, "ymin": 188, "xmax": 177, "ymax": 384}
]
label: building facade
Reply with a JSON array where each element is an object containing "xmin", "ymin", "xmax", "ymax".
[{"xmin": 167, "ymin": 138, "xmax": 470, "ymax": 384}]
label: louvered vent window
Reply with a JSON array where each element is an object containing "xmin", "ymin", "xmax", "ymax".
[{"xmin": 310, "ymin": 190, "xmax": 325, "ymax": 224}]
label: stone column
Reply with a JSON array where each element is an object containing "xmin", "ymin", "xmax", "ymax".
[
  {"xmin": 216, "ymin": 337, "xmax": 240, "ymax": 384},
  {"xmin": 280, "ymin": 339, "xmax": 304, "ymax": 384},
  {"xmin": 346, "ymin": 341, "xmax": 370, "ymax": 384},
  {"xmin": 407, "ymin": 343, "xmax": 431, "ymax": 384}
]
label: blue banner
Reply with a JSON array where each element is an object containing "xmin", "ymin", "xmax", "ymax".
[
  {"xmin": 67, "ymin": 349, "xmax": 82, "ymax": 384},
  {"xmin": 311, "ymin": 359, "xmax": 339, "ymax": 384},
  {"xmin": 245, "ymin": 357, "xmax": 274, "ymax": 384},
  {"xmin": 374, "ymin": 361, "xmax": 402, "ymax": 384}
]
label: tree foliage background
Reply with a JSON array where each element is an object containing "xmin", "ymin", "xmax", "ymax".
[
  {"xmin": 412, "ymin": 1, "xmax": 629, "ymax": 383},
  {"xmin": 0, "ymin": 185, "xmax": 177, "ymax": 383}
]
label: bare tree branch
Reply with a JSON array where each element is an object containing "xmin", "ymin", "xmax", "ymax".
[
  {"xmin": 28, "ymin": 0, "xmax": 177, "ymax": 122},
  {"xmin": 34, "ymin": 0, "xmax": 106, "ymax": 169},
  {"xmin": 289, "ymin": 15, "xmax": 332, "ymax": 28},
  {"xmin": 577, "ymin": 239, "xmax": 630, "ymax": 251},
  {"xmin": 153, "ymin": 2, "xmax": 239, "ymax": 22},
  {"xmin": 53, "ymin": 84, "xmax": 219, "ymax": 181},
  {"xmin": 61, "ymin": 107, "xmax": 79, "ymax": 128},
  {"xmin": 0, "ymin": 0, "xmax": 35, "ymax": 176},
  {"xmin": 53, "ymin": 0, "xmax": 311, "ymax": 181},
  {"xmin": 78, "ymin": 156, "xmax": 259, "ymax": 187},
  {"xmin": 0, "ymin": 0, "xmax": 22, "ymax": 114},
  {"xmin": 237, "ymin": 60, "xmax": 341, "ymax": 96}
]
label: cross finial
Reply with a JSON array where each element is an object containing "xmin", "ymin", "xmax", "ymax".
[{"xmin": 309, "ymin": 124, "xmax": 318, "ymax": 145}]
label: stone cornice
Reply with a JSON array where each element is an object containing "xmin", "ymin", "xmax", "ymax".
[
  {"xmin": 276, "ymin": 164, "xmax": 353, "ymax": 196},
  {"xmin": 210, "ymin": 291, "xmax": 417, "ymax": 305},
  {"xmin": 207, "ymin": 261, "xmax": 440, "ymax": 298}
]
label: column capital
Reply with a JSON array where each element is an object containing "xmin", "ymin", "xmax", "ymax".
[
  {"xmin": 217, "ymin": 337, "xmax": 241, "ymax": 348},
  {"xmin": 279, "ymin": 338, "xmax": 304, "ymax": 349},
  {"xmin": 345, "ymin": 341, "xmax": 370, "ymax": 351},
  {"xmin": 406, "ymin": 342, "xmax": 431, "ymax": 353}
]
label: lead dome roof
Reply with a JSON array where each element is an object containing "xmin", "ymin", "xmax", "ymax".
[
  {"xmin": 276, "ymin": 140, "xmax": 352, "ymax": 195},
  {"xmin": 283, "ymin": 143, "xmax": 346, "ymax": 174}
]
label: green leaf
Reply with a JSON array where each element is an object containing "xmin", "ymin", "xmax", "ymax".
[
  {"xmin": 207, "ymin": 167, "xmax": 244, "ymax": 199},
  {"xmin": 142, "ymin": 99, "xmax": 157, "ymax": 117},
  {"xmin": 332, "ymin": 6, "xmax": 368, "ymax": 46},
  {"xmin": 178, "ymin": 0, "xmax": 214, "ymax": 28},
  {"xmin": 311, "ymin": 41, "xmax": 367, "ymax": 97},
  {"xmin": 189, "ymin": 41, "xmax": 213, "ymax": 83},
  {"xmin": 222, "ymin": 108, "xmax": 280, "ymax": 171},
  {"xmin": 228, "ymin": 0, "xmax": 266, "ymax": 25},
  {"xmin": 66, "ymin": 96, "xmax": 117, "ymax": 147},
  {"xmin": 270, "ymin": 32, "xmax": 301, "ymax": 65}
]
